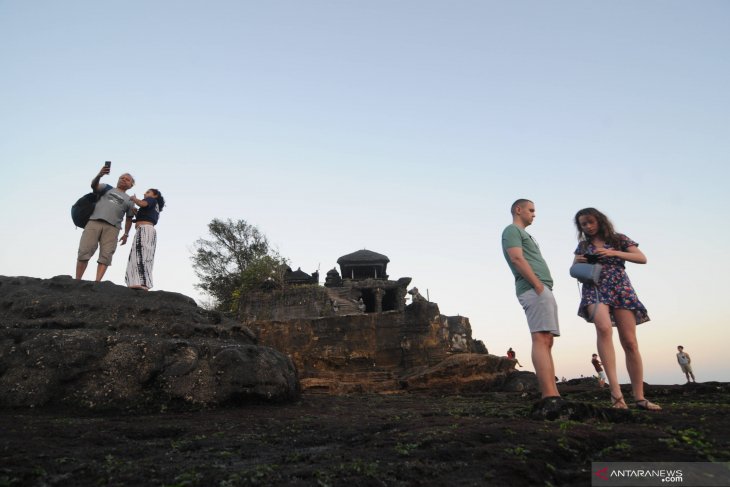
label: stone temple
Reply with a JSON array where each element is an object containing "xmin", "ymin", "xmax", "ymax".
[{"xmin": 327, "ymin": 249, "xmax": 411, "ymax": 314}]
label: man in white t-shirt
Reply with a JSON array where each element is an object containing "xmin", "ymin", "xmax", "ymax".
[{"xmin": 676, "ymin": 346, "xmax": 696, "ymax": 383}]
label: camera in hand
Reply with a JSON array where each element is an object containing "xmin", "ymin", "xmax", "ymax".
[{"xmin": 584, "ymin": 254, "xmax": 600, "ymax": 264}]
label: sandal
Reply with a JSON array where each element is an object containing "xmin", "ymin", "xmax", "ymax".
[
  {"xmin": 611, "ymin": 395, "xmax": 628, "ymax": 409},
  {"xmin": 635, "ymin": 399, "xmax": 662, "ymax": 411}
]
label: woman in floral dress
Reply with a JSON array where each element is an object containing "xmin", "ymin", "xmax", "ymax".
[{"xmin": 572, "ymin": 207, "xmax": 660, "ymax": 411}]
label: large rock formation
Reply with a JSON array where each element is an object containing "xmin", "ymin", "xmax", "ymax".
[
  {"xmin": 242, "ymin": 287, "xmax": 525, "ymax": 394},
  {"xmin": 0, "ymin": 275, "xmax": 299, "ymax": 410}
]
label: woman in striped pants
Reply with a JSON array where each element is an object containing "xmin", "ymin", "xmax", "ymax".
[{"xmin": 125, "ymin": 188, "xmax": 165, "ymax": 290}]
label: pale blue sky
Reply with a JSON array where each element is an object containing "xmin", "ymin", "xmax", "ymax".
[{"xmin": 1, "ymin": 1, "xmax": 728, "ymax": 385}]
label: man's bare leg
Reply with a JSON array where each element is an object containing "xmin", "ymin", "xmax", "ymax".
[
  {"xmin": 531, "ymin": 331, "xmax": 559, "ymax": 398},
  {"xmin": 76, "ymin": 261, "xmax": 89, "ymax": 280},
  {"xmin": 95, "ymin": 263, "xmax": 108, "ymax": 282}
]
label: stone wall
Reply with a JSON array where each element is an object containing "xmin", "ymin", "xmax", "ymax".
[{"xmin": 239, "ymin": 285, "xmax": 334, "ymax": 322}]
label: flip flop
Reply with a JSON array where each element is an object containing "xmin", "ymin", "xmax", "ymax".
[{"xmin": 635, "ymin": 399, "xmax": 662, "ymax": 411}]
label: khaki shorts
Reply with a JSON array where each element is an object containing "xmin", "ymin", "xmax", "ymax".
[
  {"xmin": 77, "ymin": 219, "xmax": 120, "ymax": 266},
  {"xmin": 517, "ymin": 287, "xmax": 560, "ymax": 336}
]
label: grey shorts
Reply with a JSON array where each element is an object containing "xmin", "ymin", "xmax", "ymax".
[
  {"xmin": 517, "ymin": 287, "xmax": 560, "ymax": 336},
  {"xmin": 77, "ymin": 219, "xmax": 120, "ymax": 266}
]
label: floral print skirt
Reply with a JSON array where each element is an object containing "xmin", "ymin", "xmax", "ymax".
[{"xmin": 578, "ymin": 267, "xmax": 649, "ymax": 325}]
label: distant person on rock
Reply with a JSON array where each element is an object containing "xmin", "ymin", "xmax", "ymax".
[
  {"xmin": 76, "ymin": 165, "xmax": 135, "ymax": 282},
  {"xmin": 501, "ymin": 199, "xmax": 561, "ymax": 401},
  {"xmin": 572, "ymin": 207, "xmax": 660, "ymax": 411},
  {"xmin": 676, "ymin": 346, "xmax": 696, "ymax": 383},
  {"xmin": 125, "ymin": 188, "xmax": 165, "ymax": 290},
  {"xmin": 506, "ymin": 347, "xmax": 523, "ymax": 367},
  {"xmin": 591, "ymin": 354, "xmax": 607, "ymax": 387}
]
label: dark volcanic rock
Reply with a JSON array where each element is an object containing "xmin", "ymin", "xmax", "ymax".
[
  {"xmin": 530, "ymin": 396, "xmax": 633, "ymax": 422},
  {"xmin": 399, "ymin": 353, "xmax": 526, "ymax": 393},
  {"xmin": 0, "ymin": 275, "xmax": 299, "ymax": 410},
  {"xmin": 3, "ymin": 382, "xmax": 729, "ymax": 486},
  {"xmin": 501, "ymin": 370, "xmax": 539, "ymax": 392}
]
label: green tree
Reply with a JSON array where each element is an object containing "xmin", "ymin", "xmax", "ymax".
[{"xmin": 191, "ymin": 218, "xmax": 288, "ymax": 311}]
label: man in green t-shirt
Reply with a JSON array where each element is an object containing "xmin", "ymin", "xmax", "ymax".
[{"xmin": 501, "ymin": 199, "xmax": 560, "ymax": 399}]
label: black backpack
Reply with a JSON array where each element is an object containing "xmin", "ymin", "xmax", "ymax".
[{"xmin": 71, "ymin": 185, "xmax": 112, "ymax": 228}]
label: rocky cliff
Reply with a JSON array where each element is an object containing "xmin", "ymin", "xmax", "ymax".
[
  {"xmin": 243, "ymin": 291, "xmax": 533, "ymax": 394},
  {"xmin": 0, "ymin": 275, "xmax": 299, "ymax": 410}
]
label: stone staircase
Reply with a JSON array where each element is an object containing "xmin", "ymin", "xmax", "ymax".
[
  {"xmin": 325, "ymin": 288, "xmax": 363, "ymax": 315},
  {"xmin": 301, "ymin": 369, "xmax": 402, "ymax": 394}
]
